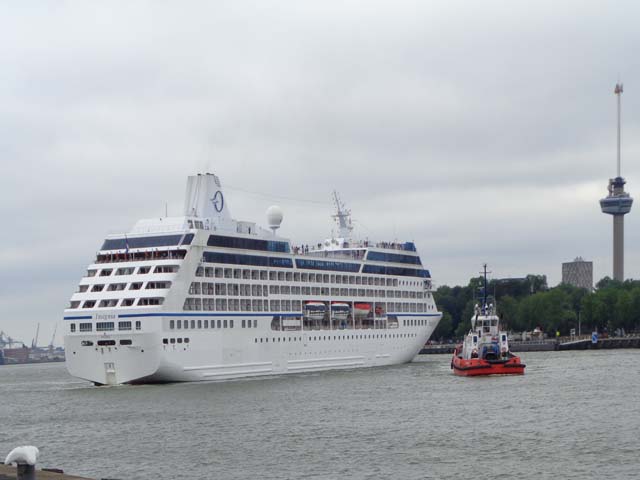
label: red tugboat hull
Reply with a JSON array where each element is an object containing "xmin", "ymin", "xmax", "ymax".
[{"xmin": 451, "ymin": 350, "xmax": 525, "ymax": 376}]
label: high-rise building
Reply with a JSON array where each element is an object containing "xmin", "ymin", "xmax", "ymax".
[
  {"xmin": 562, "ymin": 257, "xmax": 593, "ymax": 290},
  {"xmin": 600, "ymin": 83, "xmax": 633, "ymax": 281}
]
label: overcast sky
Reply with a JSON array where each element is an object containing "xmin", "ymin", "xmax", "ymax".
[{"xmin": 1, "ymin": 1, "xmax": 638, "ymax": 345}]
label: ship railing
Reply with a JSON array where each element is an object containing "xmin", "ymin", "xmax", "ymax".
[{"xmin": 95, "ymin": 249, "xmax": 187, "ymax": 263}]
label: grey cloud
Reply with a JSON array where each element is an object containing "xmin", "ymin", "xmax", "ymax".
[{"xmin": 1, "ymin": 0, "xmax": 639, "ymax": 343}]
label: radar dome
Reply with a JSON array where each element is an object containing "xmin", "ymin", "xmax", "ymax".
[{"xmin": 266, "ymin": 205, "xmax": 284, "ymax": 232}]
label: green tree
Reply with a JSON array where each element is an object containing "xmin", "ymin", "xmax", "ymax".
[
  {"xmin": 612, "ymin": 290, "xmax": 633, "ymax": 332},
  {"xmin": 497, "ymin": 295, "xmax": 518, "ymax": 330},
  {"xmin": 432, "ymin": 311, "xmax": 453, "ymax": 341}
]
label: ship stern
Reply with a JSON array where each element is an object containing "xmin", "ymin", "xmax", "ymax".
[{"xmin": 64, "ymin": 332, "xmax": 162, "ymax": 385}]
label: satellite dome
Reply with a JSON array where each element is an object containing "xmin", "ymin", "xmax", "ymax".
[{"xmin": 266, "ymin": 205, "xmax": 283, "ymax": 232}]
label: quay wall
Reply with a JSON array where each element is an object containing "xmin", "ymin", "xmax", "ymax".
[{"xmin": 420, "ymin": 336, "xmax": 640, "ymax": 354}]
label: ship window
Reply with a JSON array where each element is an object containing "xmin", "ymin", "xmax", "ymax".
[
  {"xmin": 96, "ymin": 322, "xmax": 115, "ymax": 332},
  {"xmin": 223, "ymin": 320, "xmax": 228, "ymax": 328},
  {"xmin": 183, "ymin": 321, "xmax": 189, "ymax": 330},
  {"xmin": 242, "ymin": 319, "xmax": 246, "ymax": 328},
  {"xmin": 191, "ymin": 320, "xmax": 196, "ymax": 329},
  {"xmin": 230, "ymin": 320, "xmax": 234, "ymax": 328},
  {"xmin": 97, "ymin": 340, "xmax": 116, "ymax": 346},
  {"xmin": 120, "ymin": 339, "xmax": 132, "ymax": 345},
  {"xmin": 69, "ymin": 301, "xmax": 81, "ymax": 309},
  {"xmin": 203, "ymin": 252, "xmax": 293, "ymax": 269},
  {"xmin": 107, "ymin": 283, "xmax": 127, "ymax": 291},
  {"xmin": 138, "ymin": 297, "xmax": 164, "ymax": 306},
  {"xmin": 217, "ymin": 319, "xmax": 221, "ymax": 328},
  {"xmin": 86, "ymin": 269, "xmax": 97, "ymax": 277},
  {"xmin": 170, "ymin": 338, "xmax": 176, "ymax": 343},
  {"xmin": 116, "ymin": 267, "xmax": 134, "ymax": 276},
  {"xmin": 70, "ymin": 323, "xmax": 76, "ymax": 332},
  {"xmin": 81, "ymin": 340, "xmax": 93, "ymax": 346},
  {"xmin": 253, "ymin": 319, "xmax": 257, "ymax": 328},
  {"xmin": 82, "ymin": 300, "xmax": 96, "ymax": 308},
  {"xmin": 177, "ymin": 320, "xmax": 182, "ymax": 329},
  {"xmin": 99, "ymin": 269, "xmax": 113, "ymax": 277},
  {"xmin": 135, "ymin": 321, "xmax": 141, "ymax": 330},
  {"xmin": 207, "ymin": 234, "xmax": 290, "ymax": 253},
  {"xmin": 204, "ymin": 320, "xmax": 208, "ymax": 328},
  {"xmin": 99, "ymin": 299, "xmax": 118, "ymax": 308},
  {"xmin": 177, "ymin": 338, "xmax": 183, "ymax": 343},
  {"xmin": 138, "ymin": 266, "xmax": 151, "ymax": 274},
  {"xmin": 122, "ymin": 298, "xmax": 135, "ymax": 306},
  {"xmin": 170, "ymin": 320, "xmax": 175, "ymax": 329},
  {"xmin": 77, "ymin": 285, "xmax": 89, "ymax": 293},
  {"xmin": 101, "ymin": 234, "xmax": 193, "ymax": 250},
  {"xmin": 184, "ymin": 338, "xmax": 189, "ymax": 343},
  {"xmin": 118, "ymin": 321, "xmax": 132, "ymax": 331},
  {"xmin": 163, "ymin": 338, "xmax": 168, "ymax": 344},
  {"xmin": 130, "ymin": 282, "xmax": 143, "ymax": 290}
]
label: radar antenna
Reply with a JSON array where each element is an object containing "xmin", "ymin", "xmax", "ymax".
[{"xmin": 331, "ymin": 191, "xmax": 353, "ymax": 239}]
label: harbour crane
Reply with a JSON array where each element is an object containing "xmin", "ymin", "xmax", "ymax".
[
  {"xmin": 49, "ymin": 324, "xmax": 57, "ymax": 351},
  {"xmin": 31, "ymin": 323, "xmax": 40, "ymax": 349}
]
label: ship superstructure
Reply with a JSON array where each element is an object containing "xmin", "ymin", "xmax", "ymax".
[{"xmin": 64, "ymin": 174, "xmax": 442, "ymax": 385}]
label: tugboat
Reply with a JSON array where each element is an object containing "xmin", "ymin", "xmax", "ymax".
[{"xmin": 451, "ymin": 265, "xmax": 525, "ymax": 376}]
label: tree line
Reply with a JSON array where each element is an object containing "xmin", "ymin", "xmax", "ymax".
[{"xmin": 432, "ymin": 275, "xmax": 640, "ymax": 341}]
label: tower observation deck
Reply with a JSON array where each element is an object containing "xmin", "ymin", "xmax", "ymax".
[{"xmin": 600, "ymin": 84, "xmax": 633, "ymax": 281}]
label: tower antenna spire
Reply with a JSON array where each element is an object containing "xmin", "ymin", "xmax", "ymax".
[{"xmin": 615, "ymin": 82, "xmax": 623, "ymax": 177}]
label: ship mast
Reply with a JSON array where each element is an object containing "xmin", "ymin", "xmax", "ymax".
[
  {"xmin": 480, "ymin": 264, "xmax": 491, "ymax": 311},
  {"xmin": 331, "ymin": 191, "xmax": 353, "ymax": 239}
]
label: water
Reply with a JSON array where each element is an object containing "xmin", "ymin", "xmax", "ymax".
[{"xmin": 1, "ymin": 351, "xmax": 639, "ymax": 479}]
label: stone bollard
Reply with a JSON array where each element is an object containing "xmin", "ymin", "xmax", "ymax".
[{"xmin": 4, "ymin": 446, "xmax": 39, "ymax": 480}]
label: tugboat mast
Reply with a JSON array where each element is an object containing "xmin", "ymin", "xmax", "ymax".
[{"xmin": 480, "ymin": 264, "xmax": 491, "ymax": 310}]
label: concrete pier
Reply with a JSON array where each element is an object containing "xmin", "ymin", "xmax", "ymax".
[
  {"xmin": 0, "ymin": 464, "xmax": 93, "ymax": 480},
  {"xmin": 558, "ymin": 336, "xmax": 640, "ymax": 351}
]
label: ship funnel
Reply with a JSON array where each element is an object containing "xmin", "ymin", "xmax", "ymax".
[{"xmin": 183, "ymin": 173, "xmax": 232, "ymax": 223}]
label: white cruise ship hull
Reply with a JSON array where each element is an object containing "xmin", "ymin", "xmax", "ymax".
[
  {"xmin": 63, "ymin": 173, "xmax": 443, "ymax": 385},
  {"xmin": 64, "ymin": 314, "xmax": 440, "ymax": 385}
]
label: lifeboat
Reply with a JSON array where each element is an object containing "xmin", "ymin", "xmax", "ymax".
[
  {"xmin": 303, "ymin": 301, "xmax": 326, "ymax": 321},
  {"xmin": 353, "ymin": 303, "xmax": 371, "ymax": 318},
  {"xmin": 330, "ymin": 302, "xmax": 350, "ymax": 322}
]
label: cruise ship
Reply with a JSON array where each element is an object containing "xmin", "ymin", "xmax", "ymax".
[{"xmin": 63, "ymin": 174, "xmax": 442, "ymax": 385}]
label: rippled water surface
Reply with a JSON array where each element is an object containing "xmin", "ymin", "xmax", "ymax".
[{"xmin": 1, "ymin": 351, "xmax": 639, "ymax": 479}]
